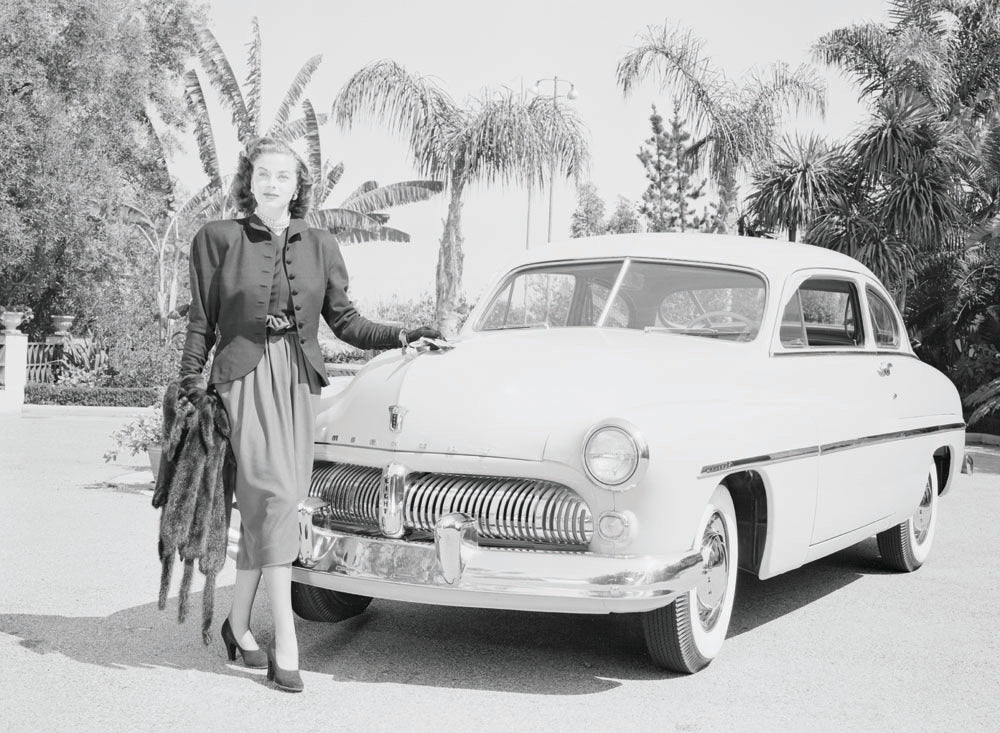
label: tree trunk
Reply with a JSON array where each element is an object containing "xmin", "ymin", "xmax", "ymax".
[
  {"xmin": 435, "ymin": 174, "xmax": 466, "ymax": 336},
  {"xmin": 789, "ymin": 222, "xmax": 797, "ymax": 242}
]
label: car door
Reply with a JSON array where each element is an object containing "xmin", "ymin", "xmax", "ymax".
[
  {"xmin": 861, "ymin": 282, "xmax": 937, "ymax": 507},
  {"xmin": 773, "ymin": 271, "xmax": 898, "ymax": 544}
]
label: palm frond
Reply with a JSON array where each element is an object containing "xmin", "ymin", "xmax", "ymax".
[
  {"xmin": 314, "ymin": 160, "xmax": 345, "ymax": 208},
  {"xmin": 195, "ymin": 27, "xmax": 252, "ymax": 142},
  {"xmin": 183, "ymin": 69, "xmax": 222, "ymax": 186},
  {"xmin": 852, "ymin": 91, "xmax": 941, "ymax": 184},
  {"xmin": 740, "ymin": 62, "xmax": 828, "ymax": 123},
  {"xmin": 333, "ymin": 226, "xmax": 411, "ymax": 244},
  {"xmin": 245, "ymin": 17, "xmax": 263, "ymax": 135},
  {"xmin": 813, "ymin": 24, "xmax": 895, "ymax": 99},
  {"xmin": 176, "ymin": 181, "xmax": 227, "ymax": 223},
  {"xmin": 306, "ymin": 207, "xmax": 383, "ymax": 233},
  {"xmin": 616, "ymin": 22, "xmax": 730, "ymax": 137},
  {"xmin": 341, "ymin": 180, "xmax": 443, "ymax": 213},
  {"xmin": 271, "ymin": 54, "xmax": 322, "ymax": 134},
  {"xmin": 271, "ymin": 112, "xmax": 329, "ymax": 144},
  {"xmin": 300, "ymin": 99, "xmax": 322, "ymax": 182},
  {"xmin": 332, "ymin": 59, "xmax": 463, "ymax": 181}
]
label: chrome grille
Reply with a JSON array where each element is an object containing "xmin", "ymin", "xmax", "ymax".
[
  {"xmin": 309, "ymin": 461, "xmax": 593, "ymax": 547},
  {"xmin": 309, "ymin": 462, "xmax": 381, "ymax": 526}
]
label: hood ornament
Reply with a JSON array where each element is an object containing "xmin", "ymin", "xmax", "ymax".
[{"xmin": 388, "ymin": 405, "xmax": 407, "ymax": 433}]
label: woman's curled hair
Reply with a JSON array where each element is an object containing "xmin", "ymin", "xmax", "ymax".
[{"xmin": 229, "ymin": 137, "xmax": 313, "ymax": 219}]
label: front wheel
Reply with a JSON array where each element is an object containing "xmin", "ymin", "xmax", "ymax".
[
  {"xmin": 291, "ymin": 581, "xmax": 372, "ymax": 622},
  {"xmin": 642, "ymin": 484, "xmax": 739, "ymax": 673},
  {"xmin": 877, "ymin": 461, "xmax": 938, "ymax": 572}
]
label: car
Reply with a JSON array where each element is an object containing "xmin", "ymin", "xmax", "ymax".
[{"xmin": 229, "ymin": 232, "xmax": 973, "ymax": 673}]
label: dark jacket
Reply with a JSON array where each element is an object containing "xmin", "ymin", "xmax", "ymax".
[{"xmin": 180, "ymin": 215, "xmax": 402, "ymax": 385}]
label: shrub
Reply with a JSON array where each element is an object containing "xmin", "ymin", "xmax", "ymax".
[
  {"xmin": 104, "ymin": 407, "xmax": 163, "ymax": 462},
  {"xmin": 25, "ymin": 383, "xmax": 162, "ymax": 406}
]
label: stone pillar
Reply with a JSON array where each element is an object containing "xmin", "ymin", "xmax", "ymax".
[{"xmin": 0, "ymin": 330, "xmax": 28, "ymax": 414}]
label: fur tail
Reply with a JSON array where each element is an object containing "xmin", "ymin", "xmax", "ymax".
[
  {"xmin": 158, "ymin": 551, "xmax": 175, "ymax": 610},
  {"xmin": 201, "ymin": 569, "xmax": 216, "ymax": 645},
  {"xmin": 178, "ymin": 558, "xmax": 195, "ymax": 623}
]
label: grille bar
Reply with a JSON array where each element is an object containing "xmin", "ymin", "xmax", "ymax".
[{"xmin": 309, "ymin": 461, "xmax": 593, "ymax": 547}]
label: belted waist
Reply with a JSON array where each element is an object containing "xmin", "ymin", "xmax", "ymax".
[{"xmin": 265, "ymin": 313, "xmax": 296, "ymax": 335}]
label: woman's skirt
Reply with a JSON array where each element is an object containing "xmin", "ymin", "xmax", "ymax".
[{"xmin": 216, "ymin": 332, "xmax": 319, "ymax": 570}]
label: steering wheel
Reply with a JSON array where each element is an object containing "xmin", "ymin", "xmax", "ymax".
[{"xmin": 686, "ymin": 311, "xmax": 753, "ymax": 329}]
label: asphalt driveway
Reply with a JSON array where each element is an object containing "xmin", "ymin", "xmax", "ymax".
[{"xmin": 1, "ymin": 406, "xmax": 998, "ymax": 732}]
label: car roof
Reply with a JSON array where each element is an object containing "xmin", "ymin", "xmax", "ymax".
[{"xmin": 512, "ymin": 232, "xmax": 878, "ymax": 281}]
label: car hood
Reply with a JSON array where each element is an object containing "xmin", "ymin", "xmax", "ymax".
[{"xmin": 315, "ymin": 328, "xmax": 759, "ymax": 460}]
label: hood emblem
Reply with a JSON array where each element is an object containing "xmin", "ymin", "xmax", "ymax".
[{"xmin": 388, "ymin": 405, "xmax": 407, "ymax": 433}]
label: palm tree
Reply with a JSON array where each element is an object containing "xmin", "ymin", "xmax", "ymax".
[
  {"xmin": 185, "ymin": 21, "xmax": 441, "ymax": 240},
  {"xmin": 745, "ymin": 134, "xmax": 847, "ymax": 242},
  {"xmin": 616, "ymin": 21, "xmax": 827, "ymax": 230},
  {"xmin": 333, "ymin": 60, "xmax": 590, "ymax": 334}
]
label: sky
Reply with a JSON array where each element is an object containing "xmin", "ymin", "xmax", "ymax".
[{"xmin": 170, "ymin": 0, "xmax": 890, "ymax": 307}]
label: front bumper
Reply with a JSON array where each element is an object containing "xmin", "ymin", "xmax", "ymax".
[{"xmin": 227, "ymin": 499, "xmax": 704, "ymax": 614}]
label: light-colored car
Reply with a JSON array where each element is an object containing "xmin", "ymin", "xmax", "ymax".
[{"xmin": 236, "ymin": 233, "xmax": 973, "ymax": 673}]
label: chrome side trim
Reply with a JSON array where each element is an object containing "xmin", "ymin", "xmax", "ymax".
[
  {"xmin": 700, "ymin": 422, "xmax": 966, "ymax": 476},
  {"xmin": 820, "ymin": 423, "xmax": 966, "ymax": 456},
  {"xmin": 700, "ymin": 446, "xmax": 820, "ymax": 475}
]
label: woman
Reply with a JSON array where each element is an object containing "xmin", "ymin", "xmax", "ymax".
[{"xmin": 179, "ymin": 137, "xmax": 441, "ymax": 692}]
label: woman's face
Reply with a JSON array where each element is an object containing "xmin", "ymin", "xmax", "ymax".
[{"xmin": 250, "ymin": 152, "xmax": 298, "ymax": 216}]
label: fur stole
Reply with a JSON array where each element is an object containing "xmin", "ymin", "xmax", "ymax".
[{"xmin": 152, "ymin": 377, "xmax": 234, "ymax": 644}]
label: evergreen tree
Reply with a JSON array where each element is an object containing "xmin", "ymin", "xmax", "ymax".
[
  {"xmin": 570, "ymin": 183, "xmax": 606, "ymax": 238},
  {"xmin": 605, "ymin": 196, "xmax": 642, "ymax": 234},
  {"xmin": 636, "ymin": 101, "xmax": 706, "ymax": 232}
]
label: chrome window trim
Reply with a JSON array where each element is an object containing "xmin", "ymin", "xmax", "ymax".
[
  {"xmin": 771, "ymin": 349, "xmax": 920, "ymax": 359},
  {"xmin": 596, "ymin": 258, "xmax": 632, "ymax": 327},
  {"xmin": 699, "ymin": 422, "xmax": 966, "ymax": 476}
]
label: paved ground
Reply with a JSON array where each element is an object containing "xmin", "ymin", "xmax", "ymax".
[{"xmin": 1, "ymin": 406, "xmax": 998, "ymax": 732}]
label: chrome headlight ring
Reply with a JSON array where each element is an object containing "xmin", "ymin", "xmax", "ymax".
[{"xmin": 581, "ymin": 418, "xmax": 650, "ymax": 491}]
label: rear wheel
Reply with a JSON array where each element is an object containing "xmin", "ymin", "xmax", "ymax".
[
  {"xmin": 877, "ymin": 461, "xmax": 938, "ymax": 572},
  {"xmin": 642, "ymin": 484, "xmax": 738, "ymax": 673},
  {"xmin": 291, "ymin": 581, "xmax": 372, "ymax": 622}
]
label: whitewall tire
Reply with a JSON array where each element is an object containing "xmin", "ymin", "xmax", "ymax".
[
  {"xmin": 642, "ymin": 484, "xmax": 739, "ymax": 673},
  {"xmin": 877, "ymin": 461, "xmax": 938, "ymax": 572}
]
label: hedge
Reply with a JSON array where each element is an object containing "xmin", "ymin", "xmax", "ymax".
[{"xmin": 25, "ymin": 383, "xmax": 163, "ymax": 407}]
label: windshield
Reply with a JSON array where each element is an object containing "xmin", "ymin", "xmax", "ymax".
[{"xmin": 476, "ymin": 259, "xmax": 767, "ymax": 341}]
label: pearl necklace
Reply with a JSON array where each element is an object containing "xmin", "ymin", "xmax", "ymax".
[{"xmin": 256, "ymin": 209, "xmax": 290, "ymax": 232}]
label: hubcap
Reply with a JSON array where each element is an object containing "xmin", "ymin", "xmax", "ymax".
[
  {"xmin": 912, "ymin": 474, "xmax": 933, "ymax": 544},
  {"xmin": 696, "ymin": 512, "xmax": 729, "ymax": 631}
]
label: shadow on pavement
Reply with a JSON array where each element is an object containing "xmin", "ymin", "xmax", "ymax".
[
  {"xmin": 728, "ymin": 537, "xmax": 889, "ymax": 638},
  {"xmin": 1, "ymin": 537, "xmax": 895, "ymax": 694},
  {"xmin": 0, "ymin": 588, "xmax": 271, "ymax": 690}
]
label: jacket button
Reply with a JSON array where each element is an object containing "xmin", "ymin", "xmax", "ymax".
[
  {"xmin": 286, "ymin": 258, "xmax": 292, "ymax": 265},
  {"xmin": 291, "ymin": 289, "xmax": 299, "ymax": 296},
  {"xmin": 295, "ymin": 304, "xmax": 302, "ymax": 311},
  {"xmin": 299, "ymin": 338, "xmax": 306, "ymax": 344},
  {"xmin": 288, "ymin": 273, "xmax": 296, "ymax": 279}
]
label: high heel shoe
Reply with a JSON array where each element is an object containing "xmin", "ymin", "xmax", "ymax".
[
  {"xmin": 266, "ymin": 644, "xmax": 304, "ymax": 693},
  {"xmin": 220, "ymin": 618, "xmax": 268, "ymax": 669}
]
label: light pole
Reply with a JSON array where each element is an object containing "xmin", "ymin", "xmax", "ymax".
[{"xmin": 529, "ymin": 76, "xmax": 578, "ymax": 243}]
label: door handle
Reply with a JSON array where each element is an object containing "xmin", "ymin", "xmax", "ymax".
[{"xmin": 877, "ymin": 361, "xmax": 893, "ymax": 377}]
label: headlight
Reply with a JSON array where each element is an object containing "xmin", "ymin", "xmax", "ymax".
[{"xmin": 582, "ymin": 420, "xmax": 649, "ymax": 490}]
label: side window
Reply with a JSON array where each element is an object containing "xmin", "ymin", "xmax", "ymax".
[
  {"xmin": 867, "ymin": 288, "xmax": 900, "ymax": 348},
  {"xmin": 780, "ymin": 291, "xmax": 808, "ymax": 347},
  {"xmin": 779, "ymin": 277, "xmax": 865, "ymax": 348}
]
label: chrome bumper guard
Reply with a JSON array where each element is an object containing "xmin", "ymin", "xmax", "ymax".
[{"xmin": 227, "ymin": 498, "xmax": 705, "ymax": 614}]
